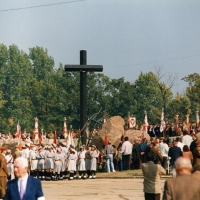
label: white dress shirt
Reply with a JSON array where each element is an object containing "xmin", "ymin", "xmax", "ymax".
[
  {"xmin": 182, "ymin": 135, "xmax": 193, "ymax": 148},
  {"xmin": 122, "ymin": 141, "xmax": 133, "ymax": 155},
  {"xmin": 159, "ymin": 142, "xmax": 169, "ymax": 157},
  {"xmin": 18, "ymin": 173, "xmax": 28, "ymax": 195}
]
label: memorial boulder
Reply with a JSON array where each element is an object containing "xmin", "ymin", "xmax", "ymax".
[{"xmin": 90, "ymin": 116, "xmax": 150, "ymax": 150}]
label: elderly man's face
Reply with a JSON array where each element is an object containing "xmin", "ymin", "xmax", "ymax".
[{"xmin": 14, "ymin": 161, "xmax": 28, "ymax": 178}]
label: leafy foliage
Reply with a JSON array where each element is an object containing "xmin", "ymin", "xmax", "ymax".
[{"xmin": 0, "ymin": 44, "xmax": 197, "ymax": 134}]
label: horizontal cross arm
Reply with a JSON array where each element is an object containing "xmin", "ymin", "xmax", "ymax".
[{"xmin": 64, "ymin": 65, "xmax": 103, "ymax": 72}]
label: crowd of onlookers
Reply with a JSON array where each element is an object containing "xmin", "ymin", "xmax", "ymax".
[{"xmin": 100, "ymin": 125, "xmax": 200, "ymax": 175}]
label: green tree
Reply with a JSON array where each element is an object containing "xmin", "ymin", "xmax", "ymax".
[
  {"xmin": 167, "ymin": 93, "xmax": 191, "ymax": 123},
  {"xmin": 134, "ymin": 72, "xmax": 164, "ymax": 125},
  {"xmin": 182, "ymin": 73, "xmax": 200, "ymax": 122}
]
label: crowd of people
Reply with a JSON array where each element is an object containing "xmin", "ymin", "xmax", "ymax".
[
  {"xmin": 0, "ymin": 119, "xmax": 200, "ymax": 199},
  {"xmin": 2, "ymin": 141, "xmax": 104, "ymax": 184},
  {"xmin": 139, "ymin": 126, "xmax": 200, "ymax": 200}
]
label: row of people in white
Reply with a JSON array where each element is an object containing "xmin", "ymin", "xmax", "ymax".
[{"xmin": 17, "ymin": 142, "xmax": 99, "ymax": 180}]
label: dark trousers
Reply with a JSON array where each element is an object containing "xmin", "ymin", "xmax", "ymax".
[
  {"xmin": 139, "ymin": 153, "xmax": 147, "ymax": 168},
  {"xmin": 118, "ymin": 160, "xmax": 123, "ymax": 171},
  {"xmin": 161, "ymin": 156, "xmax": 168, "ymax": 170},
  {"xmin": 122, "ymin": 154, "xmax": 130, "ymax": 170},
  {"xmin": 145, "ymin": 193, "xmax": 160, "ymax": 200}
]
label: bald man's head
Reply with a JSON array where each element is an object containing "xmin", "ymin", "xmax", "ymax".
[{"xmin": 175, "ymin": 157, "xmax": 192, "ymax": 175}]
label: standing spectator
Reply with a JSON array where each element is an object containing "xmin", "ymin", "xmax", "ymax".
[
  {"xmin": 121, "ymin": 137, "xmax": 133, "ymax": 170},
  {"xmin": 100, "ymin": 145, "xmax": 107, "ymax": 172},
  {"xmin": 104, "ymin": 141, "xmax": 115, "ymax": 172},
  {"xmin": 182, "ymin": 145, "xmax": 193, "ymax": 164},
  {"xmin": 182, "ymin": 130, "xmax": 193, "ymax": 147},
  {"xmin": 148, "ymin": 124, "xmax": 155, "ymax": 138},
  {"xmin": 159, "ymin": 139, "xmax": 169, "ymax": 170},
  {"xmin": 163, "ymin": 157, "xmax": 200, "ymax": 200},
  {"xmin": 176, "ymin": 137, "xmax": 184, "ymax": 151},
  {"xmin": 132, "ymin": 140, "xmax": 140, "ymax": 169},
  {"xmin": 165, "ymin": 125, "xmax": 171, "ymax": 137},
  {"xmin": 169, "ymin": 122, "xmax": 176, "ymax": 137},
  {"xmin": 168, "ymin": 140, "xmax": 182, "ymax": 177},
  {"xmin": 142, "ymin": 153, "xmax": 166, "ymax": 200},
  {"xmin": 190, "ymin": 133, "xmax": 197, "ymax": 157},
  {"xmin": 150, "ymin": 141, "xmax": 163, "ymax": 164},
  {"xmin": 154, "ymin": 124, "xmax": 161, "ymax": 138},
  {"xmin": 113, "ymin": 145, "xmax": 118, "ymax": 171},
  {"xmin": 117, "ymin": 146, "xmax": 123, "ymax": 171},
  {"xmin": 138, "ymin": 138, "xmax": 149, "ymax": 168},
  {"xmin": 56, "ymin": 129, "xmax": 64, "ymax": 139}
]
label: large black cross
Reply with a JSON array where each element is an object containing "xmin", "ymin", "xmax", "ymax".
[{"xmin": 65, "ymin": 50, "xmax": 103, "ymax": 144}]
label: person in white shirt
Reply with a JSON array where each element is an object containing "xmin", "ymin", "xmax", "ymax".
[
  {"xmin": 4, "ymin": 157, "xmax": 45, "ymax": 200},
  {"xmin": 121, "ymin": 137, "xmax": 133, "ymax": 170},
  {"xmin": 158, "ymin": 139, "xmax": 169, "ymax": 170},
  {"xmin": 176, "ymin": 137, "xmax": 184, "ymax": 151},
  {"xmin": 182, "ymin": 130, "xmax": 193, "ymax": 148}
]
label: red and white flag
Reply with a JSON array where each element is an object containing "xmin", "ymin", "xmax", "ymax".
[
  {"xmin": 33, "ymin": 117, "xmax": 39, "ymax": 140},
  {"xmin": 175, "ymin": 115, "xmax": 179, "ymax": 134},
  {"xmin": 53, "ymin": 131, "xmax": 57, "ymax": 144},
  {"xmin": 160, "ymin": 108, "xmax": 166, "ymax": 132},
  {"xmin": 63, "ymin": 117, "xmax": 68, "ymax": 138},
  {"xmin": 185, "ymin": 114, "xmax": 190, "ymax": 131},
  {"xmin": 67, "ymin": 129, "xmax": 74, "ymax": 147},
  {"xmin": 15, "ymin": 121, "xmax": 21, "ymax": 138},
  {"xmin": 103, "ymin": 115, "xmax": 107, "ymax": 123},
  {"xmin": 196, "ymin": 111, "xmax": 199, "ymax": 127},
  {"xmin": 104, "ymin": 130, "xmax": 108, "ymax": 146},
  {"xmin": 143, "ymin": 111, "xmax": 149, "ymax": 133}
]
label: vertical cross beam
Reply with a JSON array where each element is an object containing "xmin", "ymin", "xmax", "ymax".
[
  {"xmin": 80, "ymin": 50, "xmax": 87, "ymax": 143},
  {"xmin": 65, "ymin": 50, "xmax": 103, "ymax": 145}
]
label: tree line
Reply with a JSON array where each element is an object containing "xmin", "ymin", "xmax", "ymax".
[{"xmin": 0, "ymin": 44, "xmax": 199, "ymax": 133}]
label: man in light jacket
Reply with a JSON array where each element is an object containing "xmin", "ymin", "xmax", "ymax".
[
  {"xmin": 163, "ymin": 157, "xmax": 200, "ymax": 200},
  {"xmin": 121, "ymin": 137, "xmax": 133, "ymax": 170},
  {"xmin": 142, "ymin": 152, "xmax": 166, "ymax": 200}
]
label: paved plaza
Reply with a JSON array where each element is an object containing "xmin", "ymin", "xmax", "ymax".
[{"xmin": 42, "ymin": 178, "xmax": 166, "ymax": 200}]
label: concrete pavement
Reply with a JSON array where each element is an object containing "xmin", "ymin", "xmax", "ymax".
[{"xmin": 42, "ymin": 178, "xmax": 166, "ymax": 200}]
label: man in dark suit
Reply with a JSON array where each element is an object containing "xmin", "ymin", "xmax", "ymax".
[
  {"xmin": 154, "ymin": 124, "xmax": 161, "ymax": 138},
  {"xmin": 163, "ymin": 157, "xmax": 200, "ymax": 200},
  {"xmin": 168, "ymin": 140, "xmax": 182, "ymax": 177},
  {"xmin": 4, "ymin": 157, "xmax": 45, "ymax": 200}
]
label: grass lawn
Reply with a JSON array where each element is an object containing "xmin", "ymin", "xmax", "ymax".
[
  {"xmin": 96, "ymin": 169, "xmax": 170, "ymax": 179},
  {"xmin": 96, "ymin": 169, "xmax": 143, "ymax": 178}
]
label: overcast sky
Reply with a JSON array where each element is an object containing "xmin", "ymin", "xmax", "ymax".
[{"xmin": 0, "ymin": 0, "xmax": 200, "ymax": 93}]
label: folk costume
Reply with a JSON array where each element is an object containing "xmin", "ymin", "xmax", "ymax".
[
  {"xmin": 5, "ymin": 150, "xmax": 13, "ymax": 180},
  {"xmin": 53, "ymin": 148, "xmax": 63, "ymax": 181},
  {"xmin": 67, "ymin": 149, "xmax": 77, "ymax": 180},
  {"xmin": 29, "ymin": 147, "xmax": 38, "ymax": 177},
  {"xmin": 45, "ymin": 147, "xmax": 54, "ymax": 181},
  {"xmin": 90, "ymin": 146, "xmax": 98, "ymax": 178},
  {"xmin": 36, "ymin": 147, "xmax": 46, "ymax": 180},
  {"xmin": 77, "ymin": 147, "xmax": 86, "ymax": 179}
]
